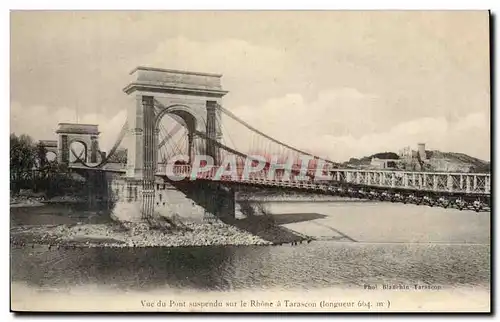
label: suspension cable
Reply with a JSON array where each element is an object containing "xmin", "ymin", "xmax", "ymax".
[
  {"xmin": 194, "ymin": 130, "xmax": 306, "ymax": 176},
  {"xmin": 72, "ymin": 120, "xmax": 129, "ymax": 168},
  {"xmin": 158, "ymin": 122, "xmax": 183, "ymax": 149},
  {"xmin": 218, "ymin": 105, "xmax": 338, "ymax": 165}
]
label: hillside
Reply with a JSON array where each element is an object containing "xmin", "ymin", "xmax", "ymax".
[
  {"xmin": 345, "ymin": 150, "xmax": 490, "ymax": 173},
  {"xmin": 429, "ymin": 151, "xmax": 490, "ymax": 173}
]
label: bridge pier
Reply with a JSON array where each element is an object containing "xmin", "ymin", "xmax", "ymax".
[
  {"xmin": 82, "ymin": 169, "xmax": 108, "ymax": 209},
  {"xmin": 203, "ymin": 183, "xmax": 236, "ymax": 221},
  {"xmin": 109, "ymin": 177, "xmax": 236, "ymax": 223},
  {"xmin": 109, "ymin": 178, "xmax": 143, "ymax": 222},
  {"xmin": 178, "ymin": 181, "xmax": 236, "ymax": 222},
  {"xmin": 87, "ymin": 175, "xmax": 96, "ymax": 209}
]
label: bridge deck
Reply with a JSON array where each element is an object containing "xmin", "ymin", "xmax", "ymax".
[{"xmin": 69, "ymin": 163, "xmax": 491, "ymax": 196}]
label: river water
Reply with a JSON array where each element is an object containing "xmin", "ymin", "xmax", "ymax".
[{"xmin": 10, "ymin": 201, "xmax": 491, "ymax": 312}]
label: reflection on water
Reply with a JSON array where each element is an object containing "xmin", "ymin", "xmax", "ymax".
[{"xmin": 10, "ymin": 203, "xmax": 491, "ymax": 293}]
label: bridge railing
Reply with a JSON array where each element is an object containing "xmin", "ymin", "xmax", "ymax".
[
  {"xmin": 159, "ymin": 165, "xmax": 490, "ymax": 195},
  {"xmin": 330, "ymin": 169, "xmax": 490, "ymax": 195}
]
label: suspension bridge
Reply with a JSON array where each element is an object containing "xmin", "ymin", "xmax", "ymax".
[{"xmin": 40, "ymin": 66, "xmax": 491, "ymax": 221}]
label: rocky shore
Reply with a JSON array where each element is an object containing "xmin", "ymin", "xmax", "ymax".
[
  {"xmin": 10, "ymin": 220, "xmax": 273, "ymax": 248},
  {"xmin": 10, "ymin": 196, "xmax": 45, "ymax": 207},
  {"xmin": 10, "ymin": 191, "xmax": 312, "ymax": 248},
  {"xmin": 10, "ymin": 195, "xmax": 87, "ymax": 208}
]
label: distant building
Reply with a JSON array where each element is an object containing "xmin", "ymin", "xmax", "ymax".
[
  {"xmin": 396, "ymin": 143, "xmax": 473, "ymax": 173},
  {"xmin": 362, "ymin": 142, "xmax": 475, "ymax": 173},
  {"xmin": 399, "ymin": 146, "xmax": 412, "ymax": 158},
  {"xmin": 417, "ymin": 143, "xmax": 427, "ymax": 161},
  {"xmin": 370, "ymin": 157, "xmax": 399, "ymax": 170}
]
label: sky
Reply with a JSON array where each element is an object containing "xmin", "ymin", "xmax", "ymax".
[{"xmin": 10, "ymin": 11, "xmax": 490, "ymax": 162}]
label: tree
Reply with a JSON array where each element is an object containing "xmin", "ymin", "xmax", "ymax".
[
  {"xmin": 371, "ymin": 152, "xmax": 399, "ymax": 160},
  {"xmin": 10, "ymin": 133, "xmax": 86, "ymax": 196},
  {"xmin": 10, "ymin": 133, "xmax": 36, "ymax": 191}
]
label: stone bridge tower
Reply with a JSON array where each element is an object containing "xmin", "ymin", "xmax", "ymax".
[
  {"xmin": 121, "ymin": 66, "xmax": 228, "ymax": 220},
  {"xmin": 56, "ymin": 123, "xmax": 100, "ymax": 165},
  {"xmin": 38, "ymin": 140, "xmax": 58, "ymax": 160},
  {"xmin": 122, "ymin": 66, "xmax": 228, "ymax": 180}
]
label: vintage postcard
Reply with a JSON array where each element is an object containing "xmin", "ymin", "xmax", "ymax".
[{"xmin": 10, "ymin": 11, "xmax": 491, "ymax": 312}]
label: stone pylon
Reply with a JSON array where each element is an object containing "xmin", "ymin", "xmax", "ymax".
[{"xmin": 119, "ymin": 66, "xmax": 229, "ymax": 223}]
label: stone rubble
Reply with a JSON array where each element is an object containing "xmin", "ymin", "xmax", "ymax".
[
  {"xmin": 10, "ymin": 196, "xmax": 45, "ymax": 207},
  {"xmin": 11, "ymin": 220, "xmax": 273, "ymax": 248},
  {"xmin": 10, "ymin": 194, "xmax": 86, "ymax": 207}
]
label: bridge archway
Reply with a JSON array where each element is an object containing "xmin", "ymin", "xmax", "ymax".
[
  {"xmin": 155, "ymin": 104, "xmax": 201, "ymax": 133},
  {"xmin": 46, "ymin": 151, "xmax": 57, "ymax": 162},
  {"xmin": 68, "ymin": 139, "xmax": 88, "ymax": 163},
  {"xmin": 38, "ymin": 140, "xmax": 58, "ymax": 163},
  {"xmin": 154, "ymin": 104, "xmax": 202, "ymax": 165},
  {"xmin": 56, "ymin": 123, "xmax": 100, "ymax": 165}
]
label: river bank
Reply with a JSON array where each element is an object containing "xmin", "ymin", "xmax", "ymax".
[
  {"xmin": 10, "ymin": 192, "xmax": 314, "ymax": 247},
  {"xmin": 10, "ymin": 219, "xmax": 277, "ymax": 248},
  {"xmin": 10, "ymin": 195, "xmax": 87, "ymax": 208}
]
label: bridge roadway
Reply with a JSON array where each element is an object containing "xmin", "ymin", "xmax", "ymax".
[{"xmin": 69, "ymin": 163, "xmax": 491, "ymax": 209}]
